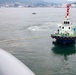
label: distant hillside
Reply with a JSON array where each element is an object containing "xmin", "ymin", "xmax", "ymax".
[
  {"xmin": 0, "ymin": 0, "xmax": 44, "ymax": 3},
  {"xmin": 0, "ymin": 0, "xmax": 15, "ymax": 2},
  {"xmin": 0, "ymin": 0, "xmax": 60, "ymax": 7}
]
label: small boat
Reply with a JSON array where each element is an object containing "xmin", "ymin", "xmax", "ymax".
[
  {"xmin": 51, "ymin": 4, "xmax": 76, "ymax": 44},
  {"xmin": 32, "ymin": 12, "xmax": 36, "ymax": 15}
]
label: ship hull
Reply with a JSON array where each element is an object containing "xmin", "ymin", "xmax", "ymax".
[
  {"xmin": 51, "ymin": 34, "xmax": 76, "ymax": 44},
  {"xmin": 56, "ymin": 39, "xmax": 75, "ymax": 44}
]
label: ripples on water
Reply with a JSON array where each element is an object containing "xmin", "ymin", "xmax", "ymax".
[
  {"xmin": 0, "ymin": 8, "xmax": 76, "ymax": 75},
  {"xmin": 28, "ymin": 22, "xmax": 57, "ymax": 31}
]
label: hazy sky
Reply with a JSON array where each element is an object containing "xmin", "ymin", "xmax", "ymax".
[{"xmin": 44, "ymin": 0, "xmax": 76, "ymax": 3}]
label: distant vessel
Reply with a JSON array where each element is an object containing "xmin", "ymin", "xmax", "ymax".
[
  {"xmin": 51, "ymin": 4, "xmax": 76, "ymax": 44},
  {"xmin": 32, "ymin": 12, "xmax": 36, "ymax": 15}
]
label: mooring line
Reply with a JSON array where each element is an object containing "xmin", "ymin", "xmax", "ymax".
[{"xmin": 0, "ymin": 36, "xmax": 49, "ymax": 43}]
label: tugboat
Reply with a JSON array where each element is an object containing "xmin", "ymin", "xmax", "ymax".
[{"xmin": 51, "ymin": 4, "xmax": 76, "ymax": 44}]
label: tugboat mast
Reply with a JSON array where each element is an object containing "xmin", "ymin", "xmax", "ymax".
[{"xmin": 65, "ymin": 4, "xmax": 71, "ymax": 19}]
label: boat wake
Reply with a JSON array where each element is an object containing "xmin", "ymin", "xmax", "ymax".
[{"xmin": 28, "ymin": 22, "xmax": 58, "ymax": 32}]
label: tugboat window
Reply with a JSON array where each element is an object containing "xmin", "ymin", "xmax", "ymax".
[
  {"xmin": 64, "ymin": 21, "xmax": 65, "ymax": 24},
  {"xmin": 64, "ymin": 22, "xmax": 67, "ymax": 24},
  {"xmin": 62, "ymin": 27, "xmax": 64, "ymax": 29},
  {"xmin": 69, "ymin": 27, "xmax": 70, "ymax": 29},
  {"xmin": 66, "ymin": 22, "xmax": 67, "ymax": 24},
  {"xmin": 68, "ymin": 22, "xmax": 69, "ymax": 24},
  {"xmin": 64, "ymin": 21, "xmax": 69, "ymax": 24}
]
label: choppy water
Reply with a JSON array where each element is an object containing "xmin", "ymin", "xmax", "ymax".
[{"xmin": 0, "ymin": 8, "xmax": 76, "ymax": 75}]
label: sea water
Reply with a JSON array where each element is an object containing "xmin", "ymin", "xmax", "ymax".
[{"xmin": 0, "ymin": 8, "xmax": 76, "ymax": 75}]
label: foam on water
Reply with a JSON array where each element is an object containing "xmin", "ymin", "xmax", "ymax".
[{"xmin": 28, "ymin": 22, "xmax": 58, "ymax": 32}]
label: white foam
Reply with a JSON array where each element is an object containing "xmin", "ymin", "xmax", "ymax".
[
  {"xmin": 28, "ymin": 26, "xmax": 40, "ymax": 31},
  {"xmin": 28, "ymin": 22, "xmax": 58, "ymax": 32}
]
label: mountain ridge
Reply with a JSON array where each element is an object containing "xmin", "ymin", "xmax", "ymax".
[{"xmin": 0, "ymin": 0, "xmax": 44, "ymax": 3}]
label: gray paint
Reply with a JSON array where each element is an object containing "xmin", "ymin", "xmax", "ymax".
[{"xmin": 0, "ymin": 49, "xmax": 35, "ymax": 75}]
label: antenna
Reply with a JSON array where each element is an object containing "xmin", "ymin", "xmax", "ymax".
[{"xmin": 65, "ymin": 4, "xmax": 71, "ymax": 19}]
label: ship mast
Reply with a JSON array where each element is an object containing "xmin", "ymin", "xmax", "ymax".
[{"xmin": 65, "ymin": 4, "xmax": 71, "ymax": 20}]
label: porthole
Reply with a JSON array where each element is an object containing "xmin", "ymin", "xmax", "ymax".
[{"xmin": 69, "ymin": 27, "xmax": 70, "ymax": 29}]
